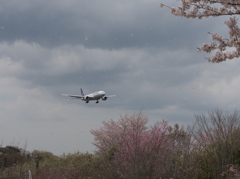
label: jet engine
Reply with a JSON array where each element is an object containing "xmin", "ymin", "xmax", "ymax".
[
  {"xmin": 85, "ymin": 96, "xmax": 89, "ymax": 100},
  {"xmin": 102, "ymin": 96, "xmax": 107, "ymax": 101}
]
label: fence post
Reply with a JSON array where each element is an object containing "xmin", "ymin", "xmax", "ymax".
[
  {"xmin": 35, "ymin": 155, "xmax": 39, "ymax": 171},
  {"xmin": 28, "ymin": 170, "xmax": 32, "ymax": 179}
]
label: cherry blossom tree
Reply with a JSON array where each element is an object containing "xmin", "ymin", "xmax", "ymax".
[
  {"xmin": 91, "ymin": 113, "xmax": 193, "ymax": 179},
  {"xmin": 161, "ymin": 1, "xmax": 240, "ymax": 63}
]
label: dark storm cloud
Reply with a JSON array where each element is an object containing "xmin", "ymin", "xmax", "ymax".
[
  {"xmin": 21, "ymin": 66, "xmax": 127, "ymax": 89},
  {"xmin": 0, "ymin": 0, "xmax": 213, "ymax": 49}
]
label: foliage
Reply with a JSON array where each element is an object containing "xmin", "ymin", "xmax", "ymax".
[
  {"xmin": 2, "ymin": 110, "xmax": 240, "ymax": 178},
  {"xmin": 32, "ymin": 150, "xmax": 56, "ymax": 161},
  {"xmin": 190, "ymin": 109, "xmax": 240, "ymax": 178},
  {"xmin": 161, "ymin": 1, "xmax": 240, "ymax": 63},
  {"xmin": 221, "ymin": 164, "xmax": 240, "ymax": 178},
  {"xmin": 0, "ymin": 146, "xmax": 31, "ymax": 178},
  {"xmin": 0, "ymin": 149, "xmax": 100, "ymax": 179},
  {"xmin": 91, "ymin": 113, "xmax": 193, "ymax": 179},
  {"xmin": 0, "ymin": 146, "xmax": 29, "ymax": 168},
  {"xmin": 35, "ymin": 152, "xmax": 100, "ymax": 179}
]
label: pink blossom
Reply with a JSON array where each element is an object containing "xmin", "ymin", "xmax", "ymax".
[
  {"xmin": 91, "ymin": 113, "xmax": 191, "ymax": 178},
  {"xmin": 161, "ymin": 0, "xmax": 240, "ymax": 62}
]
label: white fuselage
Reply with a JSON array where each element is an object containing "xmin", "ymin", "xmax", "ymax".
[{"xmin": 82, "ymin": 91, "xmax": 106, "ymax": 101}]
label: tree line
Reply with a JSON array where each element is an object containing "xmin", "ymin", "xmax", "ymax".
[{"xmin": 1, "ymin": 109, "xmax": 240, "ymax": 178}]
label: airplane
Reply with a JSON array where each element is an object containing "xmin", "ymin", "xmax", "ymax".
[{"xmin": 62, "ymin": 88, "xmax": 116, "ymax": 103}]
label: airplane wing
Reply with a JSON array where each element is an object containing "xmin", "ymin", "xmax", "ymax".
[
  {"xmin": 106, "ymin": 95, "xmax": 116, "ymax": 98},
  {"xmin": 62, "ymin": 94, "xmax": 84, "ymax": 99}
]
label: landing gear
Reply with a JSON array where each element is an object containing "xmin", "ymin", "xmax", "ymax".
[
  {"xmin": 96, "ymin": 100, "xmax": 99, "ymax": 103},
  {"xmin": 86, "ymin": 101, "xmax": 89, "ymax": 103}
]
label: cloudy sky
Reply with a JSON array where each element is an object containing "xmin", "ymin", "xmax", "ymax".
[{"xmin": 1, "ymin": 0, "xmax": 240, "ymax": 155}]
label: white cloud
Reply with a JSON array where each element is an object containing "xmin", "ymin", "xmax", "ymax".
[{"xmin": 0, "ymin": 57, "xmax": 23, "ymax": 76}]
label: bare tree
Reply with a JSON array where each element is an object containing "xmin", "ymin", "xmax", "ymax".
[{"xmin": 191, "ymin": 109, "xmax": 240, "ymax": 178}]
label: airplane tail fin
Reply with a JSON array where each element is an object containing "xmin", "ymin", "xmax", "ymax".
[{"xmin": 80, "ymin": 88, "xmax": 85, "ymax": 96}]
